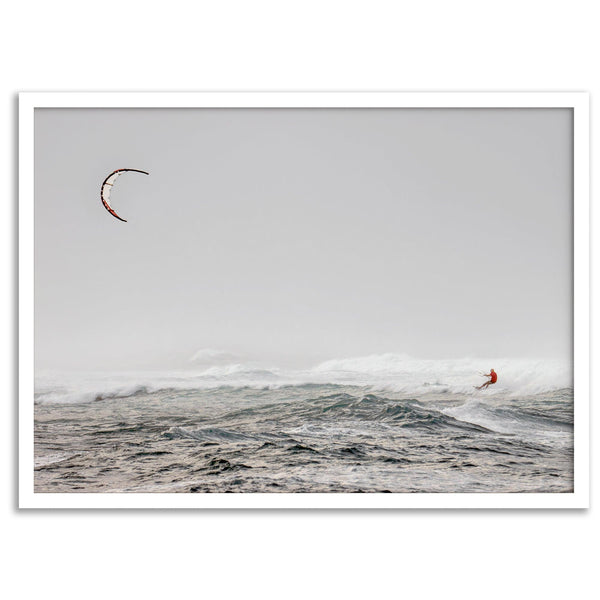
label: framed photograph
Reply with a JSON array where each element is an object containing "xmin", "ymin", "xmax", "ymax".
[{"xmin": 19, "ymin": 92, "xmax": 589, "ymax": 508}]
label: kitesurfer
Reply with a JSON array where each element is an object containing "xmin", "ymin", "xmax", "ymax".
[{"xmin": 476, "ymin": 368, "xmax": 497, "ymax": 390}]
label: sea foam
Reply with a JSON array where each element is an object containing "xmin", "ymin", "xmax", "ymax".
[{"xmin": 35, "ymin": 353, "xmax": 572, "ymax": 404}]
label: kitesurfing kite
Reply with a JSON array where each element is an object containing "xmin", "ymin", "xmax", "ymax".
[{"xmin": 101, "ymin": 168, "xmax": 149, "ymax": 222}]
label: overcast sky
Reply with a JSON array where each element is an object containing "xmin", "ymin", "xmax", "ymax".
[{"xmin": 34, "ymin": 107, "xmax": 572, "ymax": 370}]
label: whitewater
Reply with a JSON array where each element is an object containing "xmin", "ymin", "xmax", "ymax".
[{"xmin": 34, "ymin": 354, "xmax": 573, "ymax": 493}]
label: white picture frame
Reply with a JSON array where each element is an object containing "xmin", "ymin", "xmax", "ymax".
[{"xmin": 19, "ymin": 92, "xmax": 590, "ymax": 509}]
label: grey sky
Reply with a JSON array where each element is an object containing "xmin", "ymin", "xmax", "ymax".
[{"xmin": 34, "ymin": 108, "xmax": 572, "ymax": 370}]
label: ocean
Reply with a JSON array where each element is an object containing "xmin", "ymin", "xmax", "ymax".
[{"xmin": 33, "ymin": 354, "xmax": 574, "ymax": 493}]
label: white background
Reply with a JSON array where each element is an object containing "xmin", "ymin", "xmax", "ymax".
[{"xmin": 2, "ymin": 1, "xmax": 597, "ymax": 599}]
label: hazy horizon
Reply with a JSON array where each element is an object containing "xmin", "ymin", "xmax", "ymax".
[{"xmin": 34, "ymin": 108, "xmax": 573, "ymax": 371}]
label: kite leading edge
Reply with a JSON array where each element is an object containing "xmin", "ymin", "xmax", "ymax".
[{"xmin": 101, "ymin": 168, "xmax": 149, "ymax": 222}]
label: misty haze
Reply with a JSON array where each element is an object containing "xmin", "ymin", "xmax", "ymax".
[{"xmin": 35, "ymin": 108, "xmax": 572, "ymax": 372}]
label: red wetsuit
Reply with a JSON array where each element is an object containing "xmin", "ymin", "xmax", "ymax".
[{"xmin": 490, "ymin": 371, "xmax": 498, "ymax": 384}]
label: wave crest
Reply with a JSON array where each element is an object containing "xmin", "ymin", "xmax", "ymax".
[
  {"xmin": 312, "ymin": 354, "xmax": 572, "ymax": 396},
  {"xmin": 35, "ymin": 354, "xmax": 572, "ymax": 404}
]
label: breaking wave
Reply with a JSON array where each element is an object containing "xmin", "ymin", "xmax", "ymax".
[
  {"xmin": 34, "ymin": 353, "xmax": 572, "ymax": 404},
  {"xmin": 311, "ymin": 354, "xmax": 572, "ymax": 396}
]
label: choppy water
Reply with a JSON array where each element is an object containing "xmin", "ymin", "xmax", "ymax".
[{"xmin": 34, "ymin": 365, "xmax": 574, "ymax": 493}]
